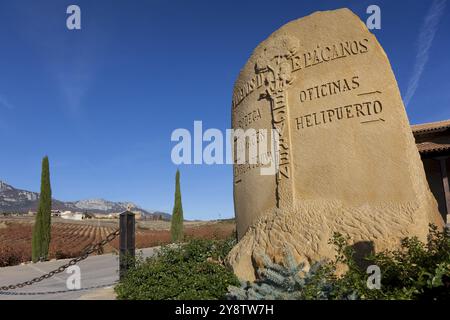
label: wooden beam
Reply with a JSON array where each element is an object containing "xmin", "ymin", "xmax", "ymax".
[{"xmin": 439, "ymin": 157, "xmax": 450, "ymax": 218}]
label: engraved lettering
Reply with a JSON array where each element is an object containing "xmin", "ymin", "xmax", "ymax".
[{"xmin": 295, "ymin": 99, "xmax": 384, "ymax": 130}]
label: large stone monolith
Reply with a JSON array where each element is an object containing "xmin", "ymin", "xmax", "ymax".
[{"xmin": 228, "ymin": 8, "xmax": 444, "ymax": 281}]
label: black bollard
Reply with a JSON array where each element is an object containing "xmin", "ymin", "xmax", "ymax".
[{"xmin": 119, "ymin": 210, "xmax": 135, "ymax": 280}]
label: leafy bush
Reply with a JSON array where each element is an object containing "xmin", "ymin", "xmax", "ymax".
[
  {"xmin": 115, "ymin": 238, "xmax": 239, "ymax": 300},
  {"xmin": 329, "ymin": 225, "xmax": 450, "ymax": 300},
  {"xmin": 228, "ymin": 225, "xmax": 450, "ymax": 300}
]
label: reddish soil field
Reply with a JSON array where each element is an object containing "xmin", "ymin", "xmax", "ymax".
[{"xmin": 0, "ymin": 220, "xmax": 235, "ymax": 267}]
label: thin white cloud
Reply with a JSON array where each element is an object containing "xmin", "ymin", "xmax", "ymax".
[
  {"xmin": 0, "ymin": 94, "xmax": 14, "ymax": 131},
  {"xmin": 10, "ymin": 2, "xmax": 104, "ymax": 117},
  {"xmin": 404, "ymin": 0, "xmax": 447, "ymax": 107},
  {"xmin": 56, "ymin": 66, "xmax": 93, "ymax": 115},
  {"xmin": 0, "ymin": 94, "xmax": 15, "ymax": 110}
]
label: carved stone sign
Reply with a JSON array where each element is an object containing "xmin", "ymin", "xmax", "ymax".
[{"xmin": 228, "ymin": 8, "xmax": 444, "ymax": 281}]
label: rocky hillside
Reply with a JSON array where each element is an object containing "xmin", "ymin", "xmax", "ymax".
[{"xmin": 0, "ymin": 180, "xmax": 170, "ymax": 219}]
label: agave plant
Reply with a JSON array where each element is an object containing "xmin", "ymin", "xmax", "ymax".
[{"xmin": 227, "ymin": 247, "xmax": 356, "ymax": 300}]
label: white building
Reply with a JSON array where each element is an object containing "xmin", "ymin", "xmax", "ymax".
[
  {"xmin": 51, "ymin": 210, "xmax": 61, "ymax": 217},
  {"xmin": 61, "ymin": 211, "xmax": 86, "ymax": 221}
]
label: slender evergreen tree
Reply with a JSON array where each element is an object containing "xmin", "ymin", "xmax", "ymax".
[
  {"xmin": 32, "ymin": 156, "xmax": 52, "ymax": 262},
  {"xmin": 170, "ymin": 169, "xmax": 184, "ymax": 242}
]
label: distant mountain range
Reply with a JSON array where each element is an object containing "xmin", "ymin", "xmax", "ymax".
[{"xmin": 0, "ymin": 180, "xmax": 171, "ymax": 220}]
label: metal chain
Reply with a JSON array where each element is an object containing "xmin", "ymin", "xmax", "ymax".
[
  {"xmin": 0, "ymin": 282, "xmax": 118, "ymax": 296},
  {"xmin": 0, "ymin": 229, "xmax": 120, "ymax": 292}
]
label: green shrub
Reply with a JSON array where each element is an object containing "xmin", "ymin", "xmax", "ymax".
[
  {"xmin": 227, "ymin": 225, "xmax": 450, "ymax": 300},
  {"xmin": 330, "ymin": 224, "xmax": 450, "ymax": 300},
  {"xmin": 337, "ymin": 225, "xmax": 450, "ymax": 300},
  {"xmin": 115, "ymin": 238, "xmax": 239, "ymax": 300}
]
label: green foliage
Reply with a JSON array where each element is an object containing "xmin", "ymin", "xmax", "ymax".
[
  {"xmin": 170, "ymin": 169, "xmax": 184, "ymax": 242},
  {"xmin": 329, "ymin": 224, "xmax": 450, "ymax": 300},
  {"xmin": 227, "ymin": 225, "xmax": 450, "ymax": 300},
  {"xmin": 32, "ymin": 156, "xmax": 52, "ymax": 262},
  {"xmin": 115, "ymin": 238, "xmax": 240, "ymax": 300},
  {"xmin": 227, "ymin": 249, "xmax": 351, "ymax": 300}
]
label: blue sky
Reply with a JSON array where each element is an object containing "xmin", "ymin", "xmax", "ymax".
[{"xmin": 0, "ymin": 0, "xmax": 449, "ymax": 220}]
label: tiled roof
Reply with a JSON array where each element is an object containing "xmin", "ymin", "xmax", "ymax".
[
  {"xmin": 416, "ymin": 141, "xmax": 450, "ymax": 154},
  {"xmin": 411, "ymin": 119, "xmax": 450, "ymax": 134},
  {"xmin": 411, "ymin": 119, "xmax": 450, "ymax": 154}
]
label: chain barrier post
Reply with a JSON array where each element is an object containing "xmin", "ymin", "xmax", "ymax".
[{"xmin": 119, "ymin": 209, "xmax": 135, "ymax": 280}]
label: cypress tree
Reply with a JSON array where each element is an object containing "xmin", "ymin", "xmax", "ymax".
[
  {"xmin": 170, "ymin": 169, "xmax": 184, "ymax": 242},
  {"xmin": 32, "ymin": 156, "xmax": 52, "ymax": 262}
]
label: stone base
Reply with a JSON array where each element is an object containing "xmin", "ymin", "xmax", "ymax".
[{"xmin": 227, "ymin": 198, "xmax": 444, "ymax": 281}]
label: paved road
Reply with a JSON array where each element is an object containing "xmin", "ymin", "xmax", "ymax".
[{"xmin": 0, "ymin": 248, "xmax": 157, "ymax": 300}]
